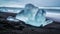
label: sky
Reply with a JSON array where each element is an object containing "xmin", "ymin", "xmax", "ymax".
[{"xmin": 0, "ymin": 0, "xmax": 60, "ymax": 7}]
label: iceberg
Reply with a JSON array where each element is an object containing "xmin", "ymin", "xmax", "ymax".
[{"xmin": 16, "ymin": 4, "xmax": 53, "ymax": 27}]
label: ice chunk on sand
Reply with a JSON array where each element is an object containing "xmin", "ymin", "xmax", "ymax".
[{"xmin": 16, "ymin": 4, "xmax": 53, "ymax": 27}]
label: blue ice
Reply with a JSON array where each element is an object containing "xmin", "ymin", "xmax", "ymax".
[{"xmin": 15, "ymin": 4, "xmax": 53, "ymax": 27}]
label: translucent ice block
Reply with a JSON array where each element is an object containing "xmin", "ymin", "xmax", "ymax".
[{"xmin": 16, "ymin": 4, "xmax": 53, "ymax": 27}]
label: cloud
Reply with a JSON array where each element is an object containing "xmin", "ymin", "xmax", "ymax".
[{"xmin": 0, "ymin": 0, "xmax": 60, "ymax": 7}]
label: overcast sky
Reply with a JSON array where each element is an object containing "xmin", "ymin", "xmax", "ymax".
[{"xmin": 0, "ymin": 0, "xmax": 60, "ymax": 7}]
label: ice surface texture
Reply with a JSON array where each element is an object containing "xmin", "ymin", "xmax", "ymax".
[{"xmin": 16, "ymin": 4, "xmax": 53, "ymax": 27}]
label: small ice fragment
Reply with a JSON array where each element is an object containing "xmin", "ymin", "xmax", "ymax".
[{"xmin": 7, "ymin": 16, "xmax": 19, "ymax": 22}]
